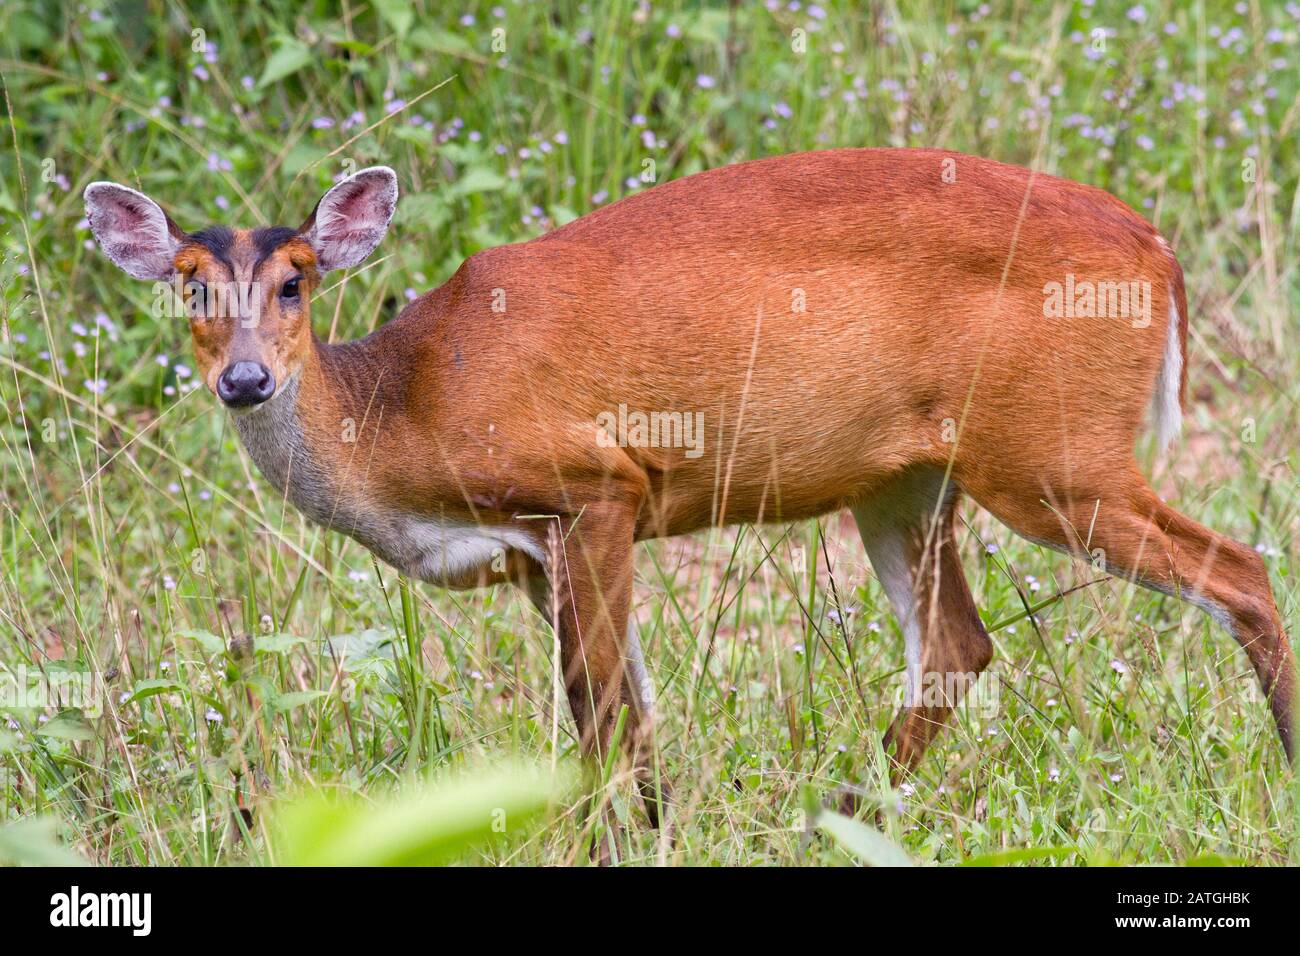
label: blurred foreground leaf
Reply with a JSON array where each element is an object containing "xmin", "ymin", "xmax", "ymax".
[
  {"xmin": 816, "ymin": 808, "xmax": 914, "ymax": 867},
  {"xmin": 0, "ymin": 817, "xmax": 87, "ymax": 867},
  {"xmin": 274, "ymin": 763, "xmax": 567, "ymax": 866}
]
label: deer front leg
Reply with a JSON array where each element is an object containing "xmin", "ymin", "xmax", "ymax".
[
  {"xmin": 526, "ymin": 568, "xmax": 671, "ymax": 832},
  {"xmin": 527, "ymin": 503, "xmax": 662, "ymax": 859},
  {"xmin": 622, "ymin": 612, "xmax": 671, "ymax": 828},
  {"xmin": 548, "ymin": 506, "xmax": 634, "ymax": 763}
]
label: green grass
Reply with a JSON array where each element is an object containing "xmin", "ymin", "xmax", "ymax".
[{"xmin": 0, "ymin": 0, "xmax": 1297, "ymax": 865}]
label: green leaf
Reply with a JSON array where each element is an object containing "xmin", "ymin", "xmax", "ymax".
[
  {"xmin": 274, "ymin": 690, "xmax": 328, "ymax": 712},
  {"xmin": 683, "ymin": 9, "xmax": 732, "ymax": 44},
  {"xmin": 0, "ymin": 817, "xmax": 87, "ymax": 867},
  {"xmin": 175, "ymin": 628, "xmax": 225, "ymax": 654},
  {"xmin": 396, "ymin": 193, "xmax": 451, "ymax": 232},
  {"xmin": 960, "ymin": 845, "xmax": 1078, "ymax": 866},
  {"xmin": 254, "ymin": 633, "xmax": 312, "ymax": 655},
  {"xmin": 258, "ymin": 39, "xmax": 314, "ymax": 89},
  {"xmin": 816, "ymin": 809, "xmax": 914, "ymax": 866},
  {"xmin": 275, "ymin": 763, "xmax": 566, "ymax": 866},
  {"xmin": 549, "ymin": 205, "xmax": 579, "ymax": 226},
  {"xmin": 409, "ymin": 26, "xmax": 475, "ymax": 55},
  {"xmin": 446, "ymin": 167, "xmax": 507, "ymax": 199},
  {"xmin": 124, "ymin": 678, "xmax": 182, "ymax": 705},
  {"xmin": 372, "ymin": 0, "xmax": 415, "ymax": 38},
  {"xmin": 325, "ymin": 628, "xmax": 393, "ymax": 660},
  {"xmin": 34, "ymin": 709, "xmax": 95, "ymax": 741},
  {"xmin": 1182, "ymin": 853, "xmax": 1248, "ymax": 867},
  {"xmin": 282, "ymin": 143, "xmax": 329, "ymax": 178}
]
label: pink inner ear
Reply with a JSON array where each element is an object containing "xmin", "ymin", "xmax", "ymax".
[
  {"xmin": 307, "ymin": 169, "xmax": 395, "ymax": 270},
  {"xmin": 321, "ymin": 179, "xmax": 387, "ymax": 239},
  {"xmin": 106, "ymin": 194, "xmax": 152, "ymax": 231},
  {"xmin": 92, "ymin": 188, "xmax": 162, "ymax": 242},
  {"xmin": 87, "ymin": 184, "xmax": 179, "ymax": 279}
]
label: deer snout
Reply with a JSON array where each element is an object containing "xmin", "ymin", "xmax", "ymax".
[{"xmin": 216, "ymin": 361, "xmax": 275, "ymax": 408}]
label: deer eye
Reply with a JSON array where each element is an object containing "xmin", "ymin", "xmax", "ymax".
[
  {"xmin": 184, "ymin": 279, "xmax": 208, "ymax": 319},
  {"xmin": 280, "ymin": 277, "xmax": 301, "ymax": 299}
]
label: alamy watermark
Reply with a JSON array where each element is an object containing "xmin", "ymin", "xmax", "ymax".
[
  {"xmin": 1043, "ymin": 274, "xmax": 1152, "ymax": 328},
  {"xmin": 152, "ymin": 276, "xmax": 264, "ymax": 326},
  {"xmin": 596, "ymin": 403, "xmax": 705, "ymax": 459},
  {"xmin": 50, "ymin": 886, "xmax": 151, "ymax": 936},
  {"xmin": 899, "ymin": 669, "xmax": 1000, "ymax": 718},
  {"xmin": 0, "ymin": 663, "xmax": 102, "ymax": 718}
]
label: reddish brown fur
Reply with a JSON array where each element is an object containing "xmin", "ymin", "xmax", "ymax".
[
  {"xmin": 155, "ymin": 149, "xmax": 1293, "ymax": 810},
  {"xmin": 181, "ymin": 232, "xmax": 319, "ymax": 395}
]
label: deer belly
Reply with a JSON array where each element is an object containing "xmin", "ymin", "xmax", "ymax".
[{"xmin": 358, "ymin": 515, "xmax": 544, "ymax": 586}]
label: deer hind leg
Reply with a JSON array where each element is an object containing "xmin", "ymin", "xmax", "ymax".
[
  {"xmin": 852, "ymin": 470, "xmax": 994, "ymax": 778},
  {"xmin": 968, "ymin": 467, "xmax": 1296, "ymax": 762}
]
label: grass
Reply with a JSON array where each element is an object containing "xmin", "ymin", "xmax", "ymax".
[{"xmin": 0, "ymin": 0, "xmax": 1297, "ymax": 865}]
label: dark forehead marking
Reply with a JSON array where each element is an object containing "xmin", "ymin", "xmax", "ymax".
[
  {"xmin": 251, "ymin": 226, "xmax": 303, "ymax": 270},
  {"xmin": 186, "ymin": 225, "xmax": 236, "ymax": 272}
]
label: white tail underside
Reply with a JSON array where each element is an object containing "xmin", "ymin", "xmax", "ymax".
[{"xmin": 1151, "ymin": 289, "xmax": 1183, "ymax": 452}]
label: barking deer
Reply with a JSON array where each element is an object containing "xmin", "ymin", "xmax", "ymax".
[{"xmin": 85, "ymin": 149, "xmax": 1296, "ymax": 824}]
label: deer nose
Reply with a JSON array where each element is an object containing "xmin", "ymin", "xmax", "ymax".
[{"xmin": 216, "ymin": 361, "xmax": 275, "ymax": 408}]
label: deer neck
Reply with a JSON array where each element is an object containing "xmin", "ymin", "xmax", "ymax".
[
  {"xmin": 231, "ymin": 338, "xmax": 352, "ymax": 529},
  {"xmin": 227, "ymin": 334, "xmax": 539, "ymax": 584}
]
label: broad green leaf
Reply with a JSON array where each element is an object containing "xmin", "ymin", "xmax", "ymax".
[
  {"xmin": 34, "ymin": 709, "xmax": 95, "ymax": 741},
  {"xmin": 372, "ymin": 0, "xmax": 414, "ymax": 38},
  {"xmin": 282, "ymin": 143, "xmax": 329, "ymax": 178},
  {"xmin": 275, "ymin": 763, "xmax": 566, "ymax": 866},
  {"xmin": 0, "ymin": 818, "xmax": 87, "ymax": 867},
  {"xmin": 684, "ymin": 9, "xmax": 731, "ymax": 44},
  {"xmin": 325, "ymin": 628, "xmax": 393, "ymax": 660},
  {"xmin": 274, "ymin": 690, "xmax": 328, "ymax": 712},
  {"xmin": 549, "ymin": 205, "xmax": 579, "ymax": 226},
  {"xmin": 1183, "ymin": 853, "xmax": 1248, "ymax": 867},
  {"xmin": 816, "ymin": 809, "xmax": 914, "ymax": 867},
  {"xmin": 446, "ymin": 167, "xmax": 507, "ymax": 199},
  {"xmin": 254, "ymin": 633, "xmax": 312, "ymax": 655},
  {"xmin": 258, "ymin": 39, "xmax": 314, "ymax": 89},
  {"xmin": 124, "ymin": 678, "xmax": 182, "ymax": 705},
  {"xmin": 961, "ymin": 846, "xmax": 1078, "ymax": 866},
  {"xmin": 409, "ymin": 26, "xmax": 474, "ymax": 55},
  {"xmin": 397, "ymin": 193, "xmax": 451, "ymax": 232},
  {"xmin": 175, "ymin": 628, "xmax": 226, "ymax": 654}
]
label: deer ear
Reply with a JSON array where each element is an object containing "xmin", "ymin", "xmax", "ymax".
[
  {"xmin": 84, "ymin": 182, "xmax": 185, "ymax": 280},
  {"xmin": 300, "ymin": 166, "xmax": 399, "ymax": 272}
]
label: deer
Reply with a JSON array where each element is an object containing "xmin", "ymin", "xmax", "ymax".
[{"xmin": 85, "ymin": 148, "xmax": 1296, "ymax": 832}]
